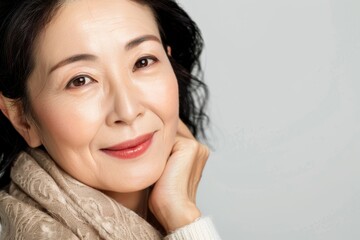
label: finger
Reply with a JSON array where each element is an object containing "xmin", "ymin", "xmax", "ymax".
[
  {"xmin": 177, "ymin": 120, "xmax": 195, "ymax": 139},
  {"xmin": 170, "ymin": 135, "xmax": 209, "ymax": 179}
]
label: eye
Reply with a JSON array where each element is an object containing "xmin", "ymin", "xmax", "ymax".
[
  {"xmin": 66, "ymin": 75, "xmax": 95, "ymax": 89},
  {"xmin": 133, "ymin": 56, "xmax": 158, "ymax": 72}
]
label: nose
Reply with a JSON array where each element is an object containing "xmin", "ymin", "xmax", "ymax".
[{"xmin": 106, "ymin": 81, "xmax": 144, "ymax": 126}]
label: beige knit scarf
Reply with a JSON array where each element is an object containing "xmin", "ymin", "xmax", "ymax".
[{"xmin": 0, "ymin": 149, "xmax": 162, "ymax": 239}]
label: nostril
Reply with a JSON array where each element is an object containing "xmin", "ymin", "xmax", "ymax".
[
  {"xmin": 111, "ymin": 111, "xmax": 144, "ymax": 126},
  {"xmin": 113, "ymin": 119, "xmax": 123, "ymax": 124}
]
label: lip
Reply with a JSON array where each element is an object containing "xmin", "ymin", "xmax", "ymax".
[{"xmin": 101, "ymin": 132, "xmax": 154, "ymax": 160}]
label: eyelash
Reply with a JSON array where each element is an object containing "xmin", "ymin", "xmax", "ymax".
[
  {"xmin": 65, "ymin": 56, "xmax": 158, "ymax": 89},
  {"xmin": 133, "ymin": 56, "xmax": 158, "ymax": 72},
  {"xmin": 66, "ymin": 75, "xmax": 95, "ymax": 89}
]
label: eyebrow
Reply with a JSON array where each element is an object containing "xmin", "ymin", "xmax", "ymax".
[
  {"xmin": 125, "ymin": 34, "xmax": 161, "ymax": 51},
  {"xmin": 48, "ymin": 34, "xmax": 161, "ymax": 75},
  {"xmin": 48, "ymin": 54, "xmax": 97, "ymax": 75}
]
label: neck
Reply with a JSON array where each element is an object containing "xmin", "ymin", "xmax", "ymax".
[{"xmin": 102, "ymin": 189, "xmax": 149, "ymax": 218}]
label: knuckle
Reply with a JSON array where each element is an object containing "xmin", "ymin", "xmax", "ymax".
[
  {"xmin": 185, "ymin": 138, "xmax": 199, "ymax": 152},
  {"xmin": 180, "ymin": 138, "xmax": 210, "ymax": 162},
  {"xmin": 199, "ymin": 144, "xmax": 210, "ymax": 161}
]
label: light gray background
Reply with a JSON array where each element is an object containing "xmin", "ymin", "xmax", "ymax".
[{"xmin": 177, "ymin": 0, "xmax": 360, "ymax": 239}]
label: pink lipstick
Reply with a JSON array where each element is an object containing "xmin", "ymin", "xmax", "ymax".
[{"xmin": 102, "ymin": 133, "xmax": 154, "ymax": 159}]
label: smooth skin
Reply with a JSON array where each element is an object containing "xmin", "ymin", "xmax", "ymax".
[{"xmin": 0, "ymin": 0, "xmax": 209, "ymax": 233}]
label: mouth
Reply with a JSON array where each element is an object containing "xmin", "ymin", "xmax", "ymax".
[{"xmin": 101, "ymin": 132, "xmax": 154, "ymax": 159}]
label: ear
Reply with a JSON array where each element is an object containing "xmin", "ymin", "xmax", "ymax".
[
  {"xmin": 167, "ymin": 46, "xmax": 172, "ymax": 56},
  {"xmin": 0, "ymin": 93, "xmax": 42, "ymax": 148}
]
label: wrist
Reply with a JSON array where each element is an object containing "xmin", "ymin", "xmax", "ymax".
[
  {"xmin": 149, "ymin": 199, "xmax": 202, "ymax": 233},
  {"xmin": 163, "ymin": 203, "xmax": 201, "ymax": 233}
]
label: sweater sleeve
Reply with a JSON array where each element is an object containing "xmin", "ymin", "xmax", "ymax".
[{"xmin": 164, "ymin": 217, "xmax": 221, "ymax": 240}]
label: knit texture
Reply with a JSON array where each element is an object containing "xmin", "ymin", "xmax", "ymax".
[
  {"xmin": 0, "ymin": 149, "xmax": 220, "ymax": 239},
  {"xmin": 0, "ymin": 149, "xmax": 161, "ymax": 239},
  {"xmin": 165, "ymin": 217, "xmax": 221, "ymax": 240}
]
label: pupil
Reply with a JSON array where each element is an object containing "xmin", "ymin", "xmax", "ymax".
[
  {"xmin": 140, "ymin": 59, "xmax": 147, "ymax": 67},
  {"xmin": 75, "ymin": 77, "xmax": 85, "ymax": 86}
]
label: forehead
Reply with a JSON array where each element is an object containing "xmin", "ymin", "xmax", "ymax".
[{"xmin": 34, "ymin": 0, "xmax": 160, "ymax": 62}]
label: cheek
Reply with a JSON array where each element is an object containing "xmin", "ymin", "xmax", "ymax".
[
  {"xmin": 150, "ymin": 69, "xmax": 179, "ymax": 147},
  {"xmin": 157, "ymin": 79, "xmax": 179, "ymax": 122},
  {"xmin": 136, "ymin": 66, "xmax": 179, "ymax": 152},
  {"xmin": 142, "ymin": 66, "xmax": 179, "ymax": 122},
  {"xmin": 31, "ymin": 94, "xmax": 104, "ymax": 148}
]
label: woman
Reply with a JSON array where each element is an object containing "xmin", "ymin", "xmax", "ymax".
[{"xmin": 0, "ymin": 0, "xmax": 220, "ymax": 239}]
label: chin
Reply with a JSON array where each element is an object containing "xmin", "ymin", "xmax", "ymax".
[
  {"xmin": 110, "ymin": 164, "xmax": 166, "ymax": 193},
  {"xmin": 136, "ymin": 169, "xmax": 164, "ymax": 191}
]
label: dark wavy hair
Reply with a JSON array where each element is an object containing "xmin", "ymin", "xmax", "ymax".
[{"xmin": 0, "ymin": 0, "xmax": 208, "ymax": 188}]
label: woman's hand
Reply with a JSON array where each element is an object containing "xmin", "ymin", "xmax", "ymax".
[{"xmin": 148, "ymin": 120, "xmax": 210, "ymax": 233}]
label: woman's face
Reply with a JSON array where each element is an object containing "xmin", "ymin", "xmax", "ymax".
[{"xmin": 27, "ymin": 0, "xmax": 179, "ymax": 193}]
